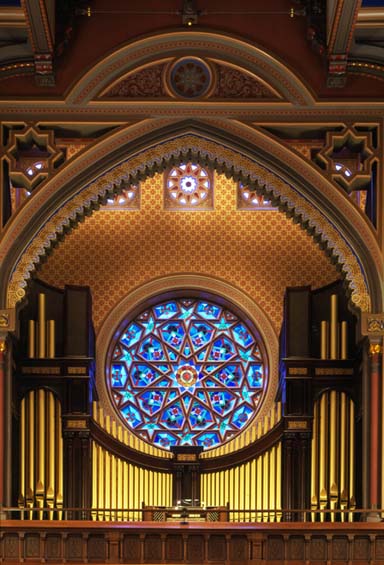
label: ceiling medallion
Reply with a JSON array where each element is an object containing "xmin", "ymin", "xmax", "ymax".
[{"xmin": 167, "ymin": 57, "xmax": 214, "ymax": 98}]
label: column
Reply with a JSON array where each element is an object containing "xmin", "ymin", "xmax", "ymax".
[
  {"xmin": 0, "ymin": 338, "xmax": 5, "ymax": 514},
  {"xmin": 368, "ymin": 339, "xmax": 383, "ymax": 517}
]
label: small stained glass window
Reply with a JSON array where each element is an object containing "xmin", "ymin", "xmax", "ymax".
[
  {"xmin": 237, "ymin": 183, "xmax": 277, "ymax": 210},
  {"xmin": 164, "ymin": 163, "xmax": 213, "ymax": 210},
  {"xmin": 107, "ymin": 297, "xmax": 267, "ymax": 450},
  {"xmin": 101, "ymin": 186, "xmax": 140, "ymax": 210}
]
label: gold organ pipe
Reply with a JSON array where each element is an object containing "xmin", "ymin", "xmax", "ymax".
[
  {"xmin": 26, "ymin": 391, "xmax": 35, "ymax": 516},
  {"xmin": 244, "ymin": 461, "xmax": 250, "ymax": 521},
  {"xmin": 276, "ymin": 443, "xmax": 282, "ymax": 522},
  {"xmin": 311, "ymin": 400, "xmax": 319, "ymax": 521},
  {"xmin": 123, "ymin": 461, "xmax": 129, "ymax": 521},
  {"xmin": 47, "ymin": 320, "xmax": 55, "ymax": 358},
  {"xmin": 35, "ymin": 390, "xmax": 45, "ymax": 519},
  {"xmin": 56, "ymin": 399, "xmax": 63, "ymax": 520},
  {"xmin": 263, "ymin": 451, "xmax": 269, "ymax": 521},
  {"xmin": 91, "ymin": 443, "xmax": 98, "ymax": 520},
  {"xmin": 341, "ymin": 321, "xmax": 348, "ymax": 360},
  {"xmin": 330, "ymin": 294, "xmax": 338, "ymax": 360},
  {"xmin": 111, "ymin": 455, "xmax": 117, "ymax": 520},
  {"xmin": 269, "ymin": 447, "xmax": 276, "ymax": 522},
  {"xmin": 329, "ymin": 390, "xmax": 338, "ymax": 523},
  {"xmin": 250, "ymin": 459, "xmax": 256, "ymax": 521},
  {"xmin": 349, "ymin": 401, "xmax": 355, "ymax": 521},
  {"xmin": 319, "ymin": 393, "xmax": 328, "ymax": 522},
  {"xmin": 28, "ymin": 320, "xmax": 35, "ymax": 358},
  {"xmin": 129, "ymin": 463, "xmax": 134, "ymax": 520},
  {"xmin": 38, "ymin": 293, "xmax": 46, "ymax": 359},
  {"xmin": 320, "ymin": 321, "xmax": 329, "ymax": 360},
  {"xmin": 18, "ymin": 398, "xmax": 26, "ymax": 510},
  {"xmin": 105, "ymin": 449, "xmax": 111, "ymax": 521},
  {"xmin": 239, "ymin": 465, "xmax": 244, "ymax": 520},
  {"xmin": 256, "ymin": 454, "xmax": 262, "ymax": 521},
  {"xmin": 340, "ymin": 393, "xmax": 348, "ymax": 521},
  {"xmin": 46, "ymin": 392, "xmax": 55, "ymax": 517},
  {"xmin": 98, "ymin": 445, "xmax": 104, "ymax": 520},
  {"xmin": 117, "ymin": 457, "xmax": 123, "ymax": 521},
  {"xmin": 139, "ymin": 466, "xmax": 144, "ymax": 516}
]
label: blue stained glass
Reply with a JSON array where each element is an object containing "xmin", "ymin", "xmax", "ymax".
[
  {"xmin": 190, "ymin": 403, "xmax": 213, "ymax": 429},
  {"xmin": 139, "ymin": 337, "xmax": 165, "ymax": 360},
  {"xmin": 107, "ymin": 297, "xmax": 267, "ymax": 450},
  {"xmin": 196, "ymin": 302, "xmax": 221, "ymax": 319},
  {"xmin": 111, "ymin": 364, "xmax": 128, "ymax": 388},
  {"xmin": 209, "ymin": 391, "xmax": 236, "ymax": 415},
  {"xmin": 190, "ymin": 322, "xmax": 214, "ymax": 349},
  {"xmin": 160, "ymin": 402, "xmax": 184, "ymax": 428},
  {"xmin": 209, "ymin": 337, "xmax": 235, "ymax": 361},
  {"xmin": 138, "ymin": 390, "xmax": 165, "ymax": 415},
  {"xmin": 153, "ymin": 432, "xmax": 178, "ymax": 448},
  {"xmin": 232, "ymin": 405, "xmax": 253, "ymax": 429},
  {"xmin": 232, "ymin": 323, "xmax": 254, "ymax": 347},
  {"xmin": 154, "ymin": 302, "xmax": 178, "ymax": 319},
  {"xmin": 216, "ymin": 365, "xmax": 242, "ymax": 387},
  {"xmin": 131, "ymin": 365, "xmax": 157, "ymax": 386},
  {"xmin": 121, "ymin": 405, "xmax": 142, "ymax": 427},
  {"xmin": 121, "ymin": 323, "xmax": 142, "ymax": 347},
  {"xmin": 247, "ymin": 364, "xmax": 263, "ymax": 387},
  {"xmin": 197, "ymin": 433, "xmax": 220, "ymax": 448},
  {"xmin": 161, "ymin": 322, "xmax": 185, "ymax": 350}
]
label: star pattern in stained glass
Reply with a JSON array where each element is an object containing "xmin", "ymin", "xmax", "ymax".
[{"xmin": 107, "ymin": 298, "xmax": 267, "ymax": 450}]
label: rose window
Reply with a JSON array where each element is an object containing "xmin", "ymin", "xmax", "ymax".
[
  {"xmin": 166, "ymin": 163, "xmax": 211, "ymax": 207},
  {"xmin": 107, "ymin": 297, "xmax": 267, "ymax": 450}
]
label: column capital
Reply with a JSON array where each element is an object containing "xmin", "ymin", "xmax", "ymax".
[{"xmin": 361, "ymin": 313, "xmax": 384, "ymax": 337}]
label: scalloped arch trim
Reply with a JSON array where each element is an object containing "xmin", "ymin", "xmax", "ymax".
[{"xmin": 4, "ymin": 128, "xmax": 372, "ymax": 313}]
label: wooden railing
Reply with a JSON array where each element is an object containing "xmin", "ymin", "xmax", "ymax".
[{"xmin": 1, "ymin": 516, "xmax": 384, "ymax": 564}]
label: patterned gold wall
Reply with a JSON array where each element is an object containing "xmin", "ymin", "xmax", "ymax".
[{"xmin": 39, "ymin": 173, "xmax": 339, "ymax": 334}]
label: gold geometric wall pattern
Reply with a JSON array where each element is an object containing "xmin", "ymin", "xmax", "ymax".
[{"xmin": 39, "ymin": 173, "xmax": 339, "ymax": 334}]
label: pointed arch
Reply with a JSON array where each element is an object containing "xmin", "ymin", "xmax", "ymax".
[{"xmin": 0, "ymin": 119, "xmax": 381, "ymax": 314}]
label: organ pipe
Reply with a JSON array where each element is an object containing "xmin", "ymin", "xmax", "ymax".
[
  {"xmin": 91, "ymin": 442, "xmax": 173, "ymax": 520},
  {"xmin": 19, "ymin": 389, "xmax": 63, "ymax": 519},
  {"xmin": 311, "ymin": 391, "xmax": 355, "ymax": 522}
]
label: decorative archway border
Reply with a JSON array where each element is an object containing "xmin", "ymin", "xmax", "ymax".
[
  {"xmin": 95, "ymin": 273, "xmax": 279, "ymax": 453},
  {"xmin": 0, "ymin": 119, "xmax": 381, "ymax": 314},
  {"xmin": 66, "ymin": 31, "xmax": 314, "ymax": 106}
]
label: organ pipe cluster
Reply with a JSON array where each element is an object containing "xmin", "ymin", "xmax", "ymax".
[
  {"xmin": 201, "ymin": 443, "xmax": 282, "ymax": 522},
  {"xmin": 91, "ymin": 442, "xmax": 172, "ymax": 521},
  {"xmin": 18, "ymin": 389, "xmax": 63, "ymax": 519},
  {"xmin": 311, "ymin": 391, "xmax": 355, "ymax": 521},
  {"xmin": 320, "ymin": 294, "xmax": 348, "ymax": 360},
  {"xmin": 200, "ymin": 402, "xmax": 282, "ymax": 459},
  {"xmin": 28, "ymin": 293, "xmax": 55, "ymax": 358}
]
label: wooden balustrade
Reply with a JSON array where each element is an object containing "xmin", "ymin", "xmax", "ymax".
[{"xmin": 1, "ymin": 519, "xmax": 384, "ymax": 564}]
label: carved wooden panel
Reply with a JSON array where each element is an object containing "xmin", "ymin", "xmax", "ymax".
[
  {"xmin": 123, "ymin": 534, "xmax": 141, "ymax": 561},
  {"xmin": 166, "ymin": 534, "xmax": 183, "ymax": 561},
  {"xmin": 229, "ymin": 535, "xmax": 248, "ymax": 561},
  {"xmin": 186, "ymin": 534, "xmax": 204, "ymax": 562},
  {"xmin": 376, "ymin": 537, "xmax": 384, "ymax": 560},
  {"xmin": 65, "ymin": 534, "xmax": 83, "ymax": 560},
  {"xmin": 288, "ymin": 535, "xmax": 305, "ymax": 560},
  {"xmin": 25, "ymin": 534, "xmax": 40, "ymax": 557},
  {"xmin": 352, "ymin": 536, "xmax": 370, "ymax": 561},
  {"xmin": 266, "ymin": 535, "xmax": 284, "ymax": 560},
  {"xmin": 88, "ymin": 535, "xmax": 106, "ymax": 561},
  {"xmin": 208, "ymin": 534, "xmax": 226, "ymax": 561},
  {"xmin": 309, "ymin": 536, "xmax": 327, "ymax": 561},
  {"xmin": 3, "ymin": 534, "xmax": 19, "ymax": 559},
  {"xmin": 46, "ymin": 534, "xmax": 62, "ymax": 559},
  {"xmin": 332, "ymin": 536, "xmax": 349, "ymax": 562},
  {"xmin": 144, "ymin": 534, "xmax": 162, "ymax": 562}
]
